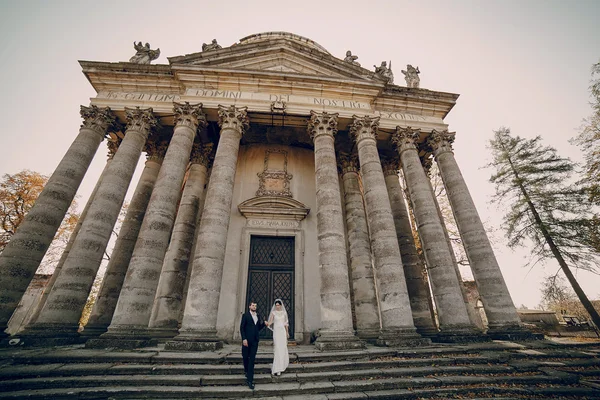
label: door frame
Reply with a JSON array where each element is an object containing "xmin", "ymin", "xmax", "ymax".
[{"xmin": 236, "ymin": 225, "xmax": 305, "ymax": 343}]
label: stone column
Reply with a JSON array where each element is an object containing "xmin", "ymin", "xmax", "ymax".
[
  {"xmin": 349, "ymin": 116, "xmax": 427, "ymax": 347},
  {"xmin": 81, "ymin": 137, "xmax": 167, "ymax": 337},
  {"xmin": 0, "ymin": 106, "xmax": 116, "ymax": 337},
  {"xmin": 101, "ymin": 103, "xmax": 206, "ymax": 344},
  {"xmin": 148, "ymin": 142, "xmax": 213, "ymax": 337},
  {"xmin": 381, "ymin": 156, "xmax": 437, "ymax": 336},
  {"xmin": 165, "ymin": 105, "xmax": 248, "ymax": 351},
  {"xmin": 28, "ymin": 137, "xmax": 121, "ymax": 327},
  {"xmin": 338, "ymin": 153, "xmax": 380, "ymax": 341},
  {"xmin": 392, "ymin": 127, "xmax": 478, "ymax": 342},
  {"xmin": 428, "ymin": 130, "xmax": 529, "ymax": 339},
  {"xmin": 307, "ymin": 111, "xmax": 363, "ymax": 350},
  {"xmin": 422, "ymin": 155, "xmax": 482, "ymax": 331},
  {"xmin": 22, "ymin": 107, "xmax": 158, "ymax": 343},
  {"xmin": 178, "ymin": 167, "xmax": 212, "ymax": 327}
]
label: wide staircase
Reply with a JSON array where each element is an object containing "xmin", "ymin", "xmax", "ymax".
[{"xmin": 0, "ymin": 339, "xmax": 599, "ymax": 399}]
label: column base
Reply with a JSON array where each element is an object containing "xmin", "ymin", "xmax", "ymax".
[
  {"xmin": 314, "ymin": 330, "xmax": 366, "ymax": 351},
  {"xmin": 79, "ymin": 324, "xmax": 108, "ymax": 337},
  {"xmin": 356, "ymin": 327, "xmax": 381, "ymax": 343},
  {"xmin": 85, "ymin": 337, "xmax": 158, "ymax": 349},
  {"xmin": 164, "ymin": 329, "xmax": 223, "ymax": 351},
  {"xmin": 376, "ymin": 328, "xmax": 432, "ymax": 347},
  {"xmin": 85, "ymin": 326, "xmax": 158, "ymax": 349},
  {"xmin": 486, "ymin": 324, "xmax": 544, "ymax": 341},
  {"xmin": 416, "ymin": 326, "xmax": 440, "ymax": 337},
  {"xmin": 147, "ymin": 327, "xmax": 180, "ymax": 340},
  {"xmin": 11, "ymin": 323, "xmax": 85, "ymax": 347},
  {"xmin": 433, "ymin": 325, "xmax": 490, "ymax": 343}
]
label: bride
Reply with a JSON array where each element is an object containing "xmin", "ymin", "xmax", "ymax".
[{"xmin": 265, "ymin": 299, "xmax": 289, "ymax": 376}]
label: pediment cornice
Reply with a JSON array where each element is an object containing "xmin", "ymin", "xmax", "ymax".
[
  {"xmin": 238, "ymin": 196, "xmax": 310, "ymax": 221},
  {"xmin": 168, "ymin": 39, "xmax": 382, "ymax": 83}
]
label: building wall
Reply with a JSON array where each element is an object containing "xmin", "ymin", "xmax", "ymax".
[{"xmin": 216, "ymin": 143, "xmax": 319, "ymax": 342}]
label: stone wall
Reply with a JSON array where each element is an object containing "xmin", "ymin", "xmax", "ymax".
[{"xmin": 216, "ymin": 143, "xmax": 318, "ymax": 342}]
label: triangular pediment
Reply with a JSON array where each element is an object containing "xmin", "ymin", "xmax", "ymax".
[{"xmin": 168, "ymin": 32, "xmax": 385, "ymax": 83}]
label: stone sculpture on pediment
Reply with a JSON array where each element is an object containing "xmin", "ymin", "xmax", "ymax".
[
  {"xmin": 129, "ymin": 42, "xmax": 160, "ymax": 64},
  {"xmin": 401, "ymin": 64, "xmax": 421, "ymax": 88},
  {"xmin": 344, "ymin": 50, "xmax": 361, "ymax": 67},
  {"xmin": 374, "ymin": 61, "xmax": 394, "ymax": 84},
  {"xmin": 202, "ymin": 39, "xmax": 222, "ymax": 52}
]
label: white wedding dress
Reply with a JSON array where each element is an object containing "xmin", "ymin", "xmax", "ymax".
[{"xmin": 269, "ymin": 310, "xmax": 289, "ymax": 375}]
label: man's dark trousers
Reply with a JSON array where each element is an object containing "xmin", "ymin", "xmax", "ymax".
[
  {"xmin": 242, "ymin": 339, "xmax": 259, "ymax": 383},
  {"xmin": 240, "ymin": 311, "xmax": 265, "ymax": 385}
]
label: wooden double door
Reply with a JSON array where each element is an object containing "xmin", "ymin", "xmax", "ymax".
[{"xmin": 245, "ymin": 236, "xmax": 295, "ymax": 340}]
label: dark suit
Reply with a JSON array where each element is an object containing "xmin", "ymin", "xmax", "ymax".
[{"xmin": 240, "ymin": 311, "xmax": 265, "ymax": 384}]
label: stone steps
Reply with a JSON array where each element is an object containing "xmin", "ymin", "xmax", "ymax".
[
  {"xmin": 0, "ymin": 374, "xmax": 594, "ymax": 399},
  {"xmin": 1, "ymin": 355, "xmax": 599, "ymax": 381},
  {"xmin": 0, "ymin": 340, "xmax": 599, "ymax": 398}
]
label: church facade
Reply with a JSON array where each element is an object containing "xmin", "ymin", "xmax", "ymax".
[{"xmin": 0, "ymin": 32, "xmax": 532, "ymax": 349}]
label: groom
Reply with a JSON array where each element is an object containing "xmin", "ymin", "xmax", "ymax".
[{"xmin": 240, "ymin": 300, "xmax": 266, "ymax": 389}]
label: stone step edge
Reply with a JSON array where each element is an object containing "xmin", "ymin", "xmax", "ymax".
[
  {"xmin": 0, "ymin": 370, "xmax": 579, "ymax": 393},
  {"xmin": 1, "ymin": 356, "xmax": 599, "ymax": 380},
  {"xmin": 0, "ymin": 379, "xmax": 593, "ymax": 400},
  {"xmin": 0, "ymin": 365, "xmax": 526, "ymax": 388},
  {"xmin": 5, "ymin": 347, "xmax": 598, "ymax": 367}
]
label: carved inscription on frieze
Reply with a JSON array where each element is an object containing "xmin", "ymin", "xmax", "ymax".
[
  {"xmin": 103, "ymin": 92, "xmax": 181, "ymax": 102},
  {"xmin": 247, "ymin": 219, "xmax": 299, "ymax": 229},
  {"xmin": 98, "ymin": 90, "xmax": 431, "ymax": 123},
  {"xmin": 374, "ymin": 110, "xmax": 427, "ymax": 121}
]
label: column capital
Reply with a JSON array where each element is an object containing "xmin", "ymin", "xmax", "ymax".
[
  {"xmin": 217, "ymin": 105, "xmax": 249, "ymax": 133},
  {"xmin": 337, "ymin": 152, "xmax": 359, "ymax": 174},
  {"xmin": 80, "ymin": 105, "xmax": 120, "ymax": 136},
  {"xmin": 190, "ymin": 142, "xmax": 214, "ymax": 167},
  {"xmin": 428, "ymin": 129, "xmax": 456, "ymax": 157},
  {"xmin": 349, "ymin": 115, "xmax": 380, "ymax": 144},
  {"xmin": 381, "ymin": 155, "xmax": 400, "ymax": 177},
  {"xmin": 106, "ymin": 133, "xmax": 123, "ymax": 160},
  {"xmin": 125, "ymin": 107, "xmax": 160, "ymax": 133},
  {"xmin": 174, "ymin": 102, "xmax": 207, "ymax": 133},
  {"xmin": 392, "ymin": 126, "xmax": 421, "ymax": 154},
  {"xmin": 145, "ymin": 137, "xmax": 169, "ymax": 162},
  {"xmin": 307, "ymin": 111, "xmax": 339, "ymax": 141}
]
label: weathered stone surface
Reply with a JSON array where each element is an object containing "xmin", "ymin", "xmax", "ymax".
[
  {"xmin": 82, "ymin": 154, "xmax": 162, "ymax": 337},
  {"xmin": 429, "ymin": 129, "xmax": 529, "ymax": 338},
  {"xmin": 392, "ymin": 127, "xmax": 475, "ymax": 338},
  {"xmin": 381, "ymin": 156, "xmax": 437, "ymax": 336},
  {"xmin": 149, "ymin": 143, "xmax": 211, "ymax": 335},
  {"xmin": 0, "ymin": 106, "xmax": 116, "ymax": 335},
  {"xmin": 21, "ymin": 107, "xmax": 156, "ymax": 340},
  {"xmin": 104, "ymin": 103, "xmax": 205, "ymax": 340},
  {"xmin": 338, "ymin": 153, "xmax": 380, "ymax": 340},
  {"xmin": 173, "ymin": 105, "xmax": 247, "ymax": 347},
  {"xmin": 350, "ymin": 116, "xmax": 422, "ymax": 345},
  {"xmin": 308, "ymin": 111, "xmax": 362, "ymax": 349}
]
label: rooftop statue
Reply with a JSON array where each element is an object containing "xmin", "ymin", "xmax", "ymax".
[
  {"xmin": 374, "ymin": 61, "xmax": 394, "ymax": 84},
  {"xmin": 202, "ymin": 39, "xmax": 222, "ymax": 52},
  {"xmin": 343, "ymin": 50, "xmax": 361, "ymax": 67},
  {"xmin": 129, "ymin": 42, "xmax": 160, "ymax": 64},
  {"xmin": 401, "ymin": 64, "xmax": 421, "ymax": 88}
]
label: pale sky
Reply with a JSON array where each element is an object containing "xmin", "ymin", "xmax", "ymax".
[{"xmin": 1, "ymin": 0, "xmax": 599, "ymax": 308}]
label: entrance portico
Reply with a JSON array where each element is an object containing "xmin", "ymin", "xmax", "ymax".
[{"xmin": 0, "ymin": 32, "xmax": 534, "ymax": 347}]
